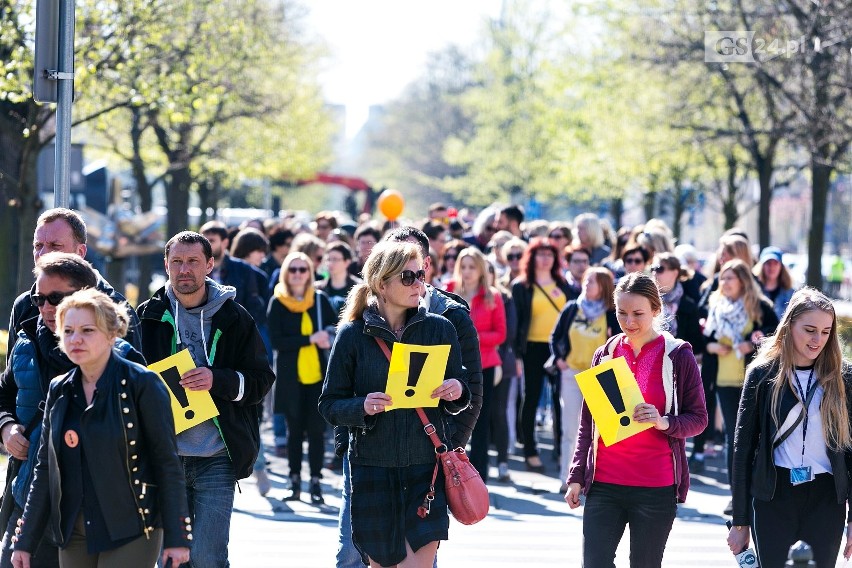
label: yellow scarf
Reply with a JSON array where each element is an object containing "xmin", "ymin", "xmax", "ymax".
[{"xmin": 274, "ymin": 283, "xmax": 322, "ymax": 385}]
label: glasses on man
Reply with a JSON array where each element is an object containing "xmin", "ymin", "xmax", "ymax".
[
  {"xmin": 396, "ymin": 269, "xmax": 426, "ymax": 287},
  {"xmin": 624, "ymin": 257, "xmax": 644, "ymax": 265},
  {"xmin": 650, "ymin": 265, "xmax": 668, "ymax": 273},
  {"xmin": 506, "ymin": 253, "xmax": 523, "ymax": 261},
  {"xmin": 31, "ymin": 291, "xmax": 75, "ymax": 307},
  {"xmin": 288, "ymin": 266, "xmax": 310, "ymax": 274}
]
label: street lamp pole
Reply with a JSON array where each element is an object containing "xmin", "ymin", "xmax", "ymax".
[{"xmin": 53, "ymin": 0, "xmax": 76, "ymax": 208}]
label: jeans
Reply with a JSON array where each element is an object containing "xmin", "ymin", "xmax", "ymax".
[
  {"xmin": 582, "ymin": 482, "xmax": 677, "ymax": 568},
  {"xmin": 336, "ymin": 454, "xmax": 363, "ymax": 568},
  {"xmin": 506, "ymin": 374, "xmax": 522, "ymax": 451},
  {"xmin": 273, "ymin": 414, "xmax": 288, "ymax": 447},
  {"xmin": 469, "ymin": 367, "xmax": 495, "ymax": 481},
  {"xmin": 181, "ymin": 453, "xmax": 236, "ymax": 568},
  {"xmin": 0, "ymin": 504, "xmax": 59, "ymax": 568},
  {"xmin": 559, "ymin": 367, "xmax": 583, "ymax": 482},
  {"xmin": 490, "ymin": 370, "xmax": 512, "ymax": 463}
]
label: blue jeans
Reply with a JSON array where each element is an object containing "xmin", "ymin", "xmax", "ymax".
[
  {"xmin": 337, "ymin": 454, "xmax": 363, "ymax": 568},
  {"xmin": 182, "ymin": 453, "xmax": 236, "ymax": 568},
  {"xmin": 273, "ymin": 413, "xmax": 288, "ymax": 447}
]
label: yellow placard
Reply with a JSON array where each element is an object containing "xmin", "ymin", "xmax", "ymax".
[
  {"xmin": 574, "ymin": 356, "xmax": 654, "ymax": 446},
  {"xmin": 148, "ymin": 349, "xmax": 219, "ymax": 434},
  {"xmin": 384, "ymin": 343, "xmax": 451, "ymax": 411}
]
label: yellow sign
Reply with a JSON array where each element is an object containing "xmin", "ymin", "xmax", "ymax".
[
  {"xmin": 148, "ymin": 349, "xmax": 219, "ymax": 434},
  {"xmin": 574, "ymin": 356, "xmax": 654, "ymax": 446},
  {"xmin": 384, "ymin": 343, "xmax": 451, "ymax": 411}
]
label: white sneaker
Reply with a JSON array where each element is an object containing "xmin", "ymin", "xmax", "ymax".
[{"xmin": 254, "ymin": 469, "xmax": 271, "ymax": 496}]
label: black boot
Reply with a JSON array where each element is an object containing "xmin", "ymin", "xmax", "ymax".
[
  {"xmin": 309, "ymin": 476, "xmax": 324, "ymax": 505},
  {"xmin": 284, "ymin": 474, "xmax": 301, "ymax": 501}
]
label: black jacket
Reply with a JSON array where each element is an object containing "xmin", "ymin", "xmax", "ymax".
[
  {"xmin": 136, "ymin": 286, "xmax": 275, "ymax": 480},
  {"xmin": 16, "ymin": 353, "xmax": 191, "ymax": 551},
  {"xmin": 319, "ymin": 306, "xmax": 468, "ymax": 465},
  {"xmin": 731, "ymin": 361, "xmax": 852, "ymax": 526},
  {"xmin": 511, "ymin": 279, "xmax": 574, "ymax": 355},
  {"xmin": 701, "ymin": 299, "xmax": 779, "ymax": 387},
  {"xmin": 549, "ymin": 301, "xmax": 620, "ymax": 363},
  {"xmin": 216, "ymin": 254, "xmax": 267, "ymax": 324},
  {"xmin": 672, "ymin": 294, "xmax": 704, "ymax": 351}
]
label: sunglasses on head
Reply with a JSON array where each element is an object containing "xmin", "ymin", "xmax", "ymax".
[
  {"xmin": 288, "ymin": 266, "xmax": 309, "ymax": 274},
  {"xmin": 506, "ymin": 253, "xmax": 522, "ymax": 261},
  {"xmin": 624, "ymin": 257, "xmax": 644, "ymax": 265},
  {"xmin": 397, "ymin": 269, "xmax": 426, "ymax": 287},
  {"xmin": 31, "ymin": 290, "xmax": 75, "ymax": 307}
]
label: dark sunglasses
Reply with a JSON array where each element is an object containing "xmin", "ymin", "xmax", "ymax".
[
  {"xmin": 549, "ymin": 233, "xmax": 567, "ymax": 240},
  {"xmin": 506, "ymin": 253, "xmax": 523, "ymax": 261},
  {"xmin": 288, "ymin": 266, "xmax": 310, "ymax": 274},
  {"xmin": 397, "ymin": 269, "xmax": 426, "ymax": 287},
  {"xmin": 443, "ymin": 254, "xmax": 458, "ymax": 261},
  {"xmin": 650, "ymin": 265, "xmax": 668, "ymax": 273},
  {"xmin": 31, "ymin": 290, "xmax": 75, "ymax": 307},
  {"xmin": 624, "ymin": 257, "xmax": 644, "ymax": 265}
]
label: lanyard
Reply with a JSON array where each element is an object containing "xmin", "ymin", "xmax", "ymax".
[{"xmin": 792, "ymin": 367, "xmax": 816, "ymax": 467}]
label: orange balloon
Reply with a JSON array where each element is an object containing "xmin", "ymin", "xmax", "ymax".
[{"xmin": 377, "ymin": 189, "xmax": 405, "ymax": 221}]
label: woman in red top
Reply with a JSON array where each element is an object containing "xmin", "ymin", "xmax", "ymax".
[
  {"xmin": 566, "ymin": 273, "xmax": 706, "ymax": 568},
  {"xmin": 446, "ymin": 247, "xmax": 506, "ymax": 481}
]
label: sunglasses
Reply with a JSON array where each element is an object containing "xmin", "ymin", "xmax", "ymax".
[
  {"xmin": 31, "ymin": 290, "xmax": 75, "ymax": 307},
  {"xmin": 288, "ymin": 266, "xmax": 310, "ymax": 274},
  {"xmin": 650, "ymin": 265, "xmax": 668, "ymax": 273},
  {"xmin": 397, "ymin": 269, "xmax": 426, "ymax": 287},
  {"xmin": 549, "ymin": 233, "xmax": 567, "ymax": 240},
  {"xmin": 444, "ymin": 254, "xmax": 458, "ymax": 261},
  {"xmin": 624, "ymin": 257, "xmax": 644, "ymax": 265},
  {"xmin": 506, "ymin": 253, "xmax": 522, "ymax": 261}
]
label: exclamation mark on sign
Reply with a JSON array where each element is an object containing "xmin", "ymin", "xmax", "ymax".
[
  {"xmin": 405, "ymin": 352, "xmax": 429, "ymax": 397},
  {"xmin": 596, "ymin": 368, "xmax": 630, "ymax": 426},
  {"xmin": 160, "ymin": 366, "xmax": 196, "ymax": 420}
]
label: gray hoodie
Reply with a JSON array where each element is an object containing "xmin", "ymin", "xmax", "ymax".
[{"xmin": 165, "ymin": 278, "xmax": 237, "ymax": 457}]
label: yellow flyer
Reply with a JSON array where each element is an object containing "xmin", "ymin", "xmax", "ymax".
[
  {"xmin": 148, "ymin": 349, "xmax": 219, "ymax": 434},
  {"xmin": 574, "ymin": 356, "xmax": 654, "ymax": 446},
  {"xmin": 384, "ymin": 343, "xmax": 451, "ymax": 411}
]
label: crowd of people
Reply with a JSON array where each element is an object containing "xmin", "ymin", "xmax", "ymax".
[{"xmin": 0, "ymin": 202, "xmax": 850, "ymax": 567}]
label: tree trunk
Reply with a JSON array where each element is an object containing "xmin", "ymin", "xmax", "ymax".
[
  {"xmin": 756, "ymin": 155, "xmax": 774, "ymax": 249},
  {"xmin": 807, "ymin": 157, "xmax": 831, "ymax": 289},
  {"xmin": 166, "ymin": 165, "xmax": 192, "ymax": 240},
  {"xmin": 609, "ymin": 197, "xmax": 623, "ymax": 231},
  {"xmin": 642, "ymin": 192, "xmax": 656, "ymax": 221},
  {"xmin": 130, "ymin": 107, "xmax": 154, "ymax": 301},
  {"xmin": 15, "ymin": 140, "xmax": 42, "ymax": 295}
]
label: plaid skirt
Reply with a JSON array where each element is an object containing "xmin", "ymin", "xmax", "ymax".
[{"xmin": 351, "ymin": 462, "xmax": 449, "ymax": 567}]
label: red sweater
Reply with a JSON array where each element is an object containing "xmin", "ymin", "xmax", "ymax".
[{"xmin": 445, "ymin": 282, "xmax": 506, "ymax": 369}]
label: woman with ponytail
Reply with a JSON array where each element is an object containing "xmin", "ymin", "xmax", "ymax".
[
  {"xmin": 268, "ymin": 252, "xmax": 334, "ymax": 504},
  {"xmin": 727, "ymin": 288, "xmax": 852, "ymax": 568},
  {"xmin": 320, "ymin": 241, "xmax": 467, "ymax": 568}
]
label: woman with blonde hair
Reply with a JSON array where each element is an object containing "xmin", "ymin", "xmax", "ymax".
[
  {"xmin": 319, "ymin": 241, "xmax": 468, "ymax": 568},
  {"xmin": 10, "ymin": 289, "xmax": 190, "ymax": 568},
  {"xmin": 267, "ymin": 252, "xmax": 334, "ymax": 504},
  {"xmin": 446, "ymin": 247, "xmax": 506, "ymax": 481},
  {"xmin": 727, "ymin": 288, "xmax": 852, "ymax": 567},
  {"xmin": 702, "ymin": 259, "xmax": 778, "ymax": 500}
]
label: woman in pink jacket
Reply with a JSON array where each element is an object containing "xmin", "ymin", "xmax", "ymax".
[{"xmin": 446, "ymin": 247, "xmax": 506, "ymax": 482}]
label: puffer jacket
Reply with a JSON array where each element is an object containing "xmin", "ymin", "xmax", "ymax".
[
  {"xmin": 319, "ymin": 305, "xmax": 468, "ymax": 465},
  {"xmin": 730, "ymin": 361, "xmax": 852, "ymax": 527},
  {"xmin": 15, "ymin": 353, "xmax": 190, "ymax": 552},
  {"xmin": 0, "ymin": 317, "xmax": 144, "ymax": 510}
]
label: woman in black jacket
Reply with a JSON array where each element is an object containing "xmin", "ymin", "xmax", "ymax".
[
  {"xmin": 512, "ymin": 237, "xmax": 572, "ymax": 472},
  {"xmin": 650, "ymin": 253, "xmax": 704, "ymax": 350},
  {"xmin": 702, "ymin": 259, "xmax": 779, "ymax": 494},
  {"xmin": 268, "ymin": 252, "xmax": 334, "ymax": 504},
  {"xmin": 727, "ymin": 288, "xmax": 852, "ymax": 568},
  {"xmin": 318, "ymin": 240, "xmax": 467, "ymax": 568},
  {"xmin": 11, "ymin": 289, "xmax": 189, "ymax": 568}
]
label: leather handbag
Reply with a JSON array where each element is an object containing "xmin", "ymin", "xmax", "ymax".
[{"xmin": 373, "ymin": 337, "xmax": 490, "ymax": 525}]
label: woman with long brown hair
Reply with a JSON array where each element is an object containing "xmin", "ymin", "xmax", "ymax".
[
  {"xmin": 512, "ymin": 237, "xmax": 572, "ymax": 472},
  {"xmin": 727, "ymin": 288, "xmax": 852, "ymax": 567}
]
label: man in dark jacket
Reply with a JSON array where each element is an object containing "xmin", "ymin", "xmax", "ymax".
[
  {"xmin": 7, "ymin": 208, "xmax": 142, "ymax": 357},
  {"xmin": 136, "ymin": 231, "xmax": 274, "ymax": 568}
]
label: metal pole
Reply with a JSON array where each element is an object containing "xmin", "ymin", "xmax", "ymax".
[{"xmin": 53, "ymin": 0, "xmax": 75, "ymax": 208}]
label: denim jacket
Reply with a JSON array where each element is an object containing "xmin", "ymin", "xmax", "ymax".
[{"xmin": 318, "ymin": 306, "xmax": 467, "ymax": 467}]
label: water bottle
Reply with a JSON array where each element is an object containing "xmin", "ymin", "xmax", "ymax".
[{"xmin": 726, "ymin": 521, "xmax": 759, "ymax": 567}]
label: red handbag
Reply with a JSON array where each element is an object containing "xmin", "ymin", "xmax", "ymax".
[{"xmin": 374, "ymin": 337, "xmax": 490, "ymax": 525}]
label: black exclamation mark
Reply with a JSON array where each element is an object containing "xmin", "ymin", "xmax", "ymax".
[
  {"xmin": 597, "ymin": 369, "xmax": 630, "ymax": 426},
  {"xmin": 405, "ymin": 352, "xmax": 429, "ymax": 397},
  {"xmin": 161, "ymin": 366, "xmax": 195, "ymax": 420}
]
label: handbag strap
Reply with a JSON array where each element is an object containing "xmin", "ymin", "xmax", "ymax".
[
  {"xmin": 374, "ymin": 336, "xmax": 440, "ymax": 518},
  {"xmin": 772, "ymin": 381, "xmax": 818, "ymax": 450},
  {"xmin": 533, "ymin": 282, "xmax": 563, "ymax": 314}
]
